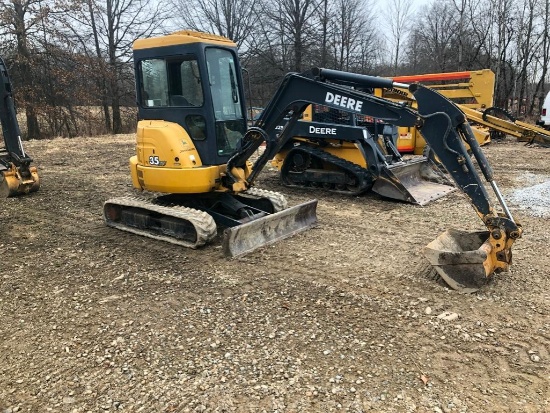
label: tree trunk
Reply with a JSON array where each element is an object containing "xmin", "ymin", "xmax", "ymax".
[{"xmin": 13, "ymin": 0, "xmax": 41, "ymax": 139}]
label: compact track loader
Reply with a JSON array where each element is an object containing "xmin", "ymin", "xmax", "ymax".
[
  {"xmin": 104, "ymin": 31, "xmax": 522, "ymax": 291},
  {"xmin": 0, "ymin": 56, "xmax": 40, "ymax": 197},
  {"xmin": 270, "ymin": 107, "xmax": 455, "ymax": 206}
]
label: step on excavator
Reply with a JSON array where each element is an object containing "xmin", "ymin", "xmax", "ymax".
[
  {"xmin": 0, "ymin": 56, "xmax": 40, "ymax": 197},
  {"xmin": 104, "ymin": 31, "xmax": 522, "ymax": 291}
]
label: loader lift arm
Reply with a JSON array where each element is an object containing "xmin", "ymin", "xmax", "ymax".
[
  {"xmin": 227, "ymin": 67, "xmax": 522, "ymax": 290},
  {"xmin": 0, "ymin": 56, "xmax": 40, "ymax": 197}
]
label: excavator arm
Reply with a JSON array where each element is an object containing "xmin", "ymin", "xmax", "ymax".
[
  {"xmin": 0, "ymin": 56, "xmax": 40, "ymax": 197},
  {"xmin": 411, "ymin": 84, "xmax": 522, "ymax": 290},
  {"xmin": 227, "ymin": 67, "xmax": 522, "ymax": 290}
]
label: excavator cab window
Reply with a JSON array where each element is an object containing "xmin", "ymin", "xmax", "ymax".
[
  {"xmin": 205, "ymin": 48, "xmax": 246, "ymax": 155},
  {"xmin": 139, "ymin": 56, "xmax": 203, "ymax": 107}
]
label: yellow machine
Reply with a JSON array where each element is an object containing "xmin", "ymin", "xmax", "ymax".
[
  {"xmin": 104, "ymin": 31, "xmax": 318, "ymax": 258},
  {"xmin": 376, "ymin": 70, "xmax": 495, "ymax": 154},
  {"xmin": 379, "ymin": 69, "xmax": 550, "ymax": 149},
  {"xmin": 460, "ymin": 106, "xmax": 550, "ymax": 147},
  {"xmin": 104, "ymin": 32, "xmax": 522, "ymax": 291},
  {"xmin": 0, "ymin": 56, "xmax": 40, "ymax": 197},
  {"xmin": 270, "ymin": 107, "xmax": 456, "ymax": 206}
]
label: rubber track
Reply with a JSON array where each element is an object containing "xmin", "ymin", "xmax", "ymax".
[
  {"xmin": 244, "ymin": 187, "xmax": 288, "ymax": 212},
  {"xmin": 281, "ymin": 145, "xmax": 375, "ymax": 195},
  {"xmin": 103, "ymin": 196, "xmax": 217, "ymax": 249}
]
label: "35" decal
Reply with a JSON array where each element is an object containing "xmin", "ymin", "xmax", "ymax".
[{"xmin": 148, "ymin": 156, "xmax": 166, "ymax": 166}]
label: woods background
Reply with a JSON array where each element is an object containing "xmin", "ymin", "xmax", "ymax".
[{"xmin": 1, "ymin": 0, "xmax": 549, "ymax": 139}]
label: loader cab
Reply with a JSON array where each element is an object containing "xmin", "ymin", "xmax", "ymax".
[{"xmin": 133, "ymin": 32, "xmax": 248, "ymax": 167}]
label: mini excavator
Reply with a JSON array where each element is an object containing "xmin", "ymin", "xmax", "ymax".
[
  {"xmin": 0, "ymin": 56, "xmax": 40, "ymax": 197},
  {"xmin": 104, "ymin": 31, "xmax": 522, "ymax": 291}
]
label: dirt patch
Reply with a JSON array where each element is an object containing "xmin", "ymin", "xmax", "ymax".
[{"xmin": 1, "ymin": 136, "xmax": 549, "ymax": 412}]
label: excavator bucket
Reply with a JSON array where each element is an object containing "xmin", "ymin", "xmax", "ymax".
[
  {"xmin": 372, "ymin": 158, "xmax": 455, "ymax": 206},
  {"xmin": 0, "ymin": 165, "xmax": 40, "ymax": 197},
  {"xmin": 223, "ymin": 199, "xmax": 318, "ymax": 258},
  {"xmin": 423, "ymin": 229, "xmax": 494, "ymax": 292}
]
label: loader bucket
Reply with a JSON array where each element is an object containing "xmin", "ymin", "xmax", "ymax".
[
  {"xmin": 372, "ymin": 158, "xmax": 455, "ymax": 206},
  {"xmin": 423, "ymin": 229, "xmax": 494, "ymax": 292},
  {"xmin": 0, "ymin": 166, "xmax": 40, "ymax": 197},
  {"xmin": 223, "ymin": 199, "xmax": 318, "ymax": 258}
]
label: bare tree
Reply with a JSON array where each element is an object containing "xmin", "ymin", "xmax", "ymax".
[
  {"xmin": 58, "ymin": 0, "xmax": 169, "ymax": 133},
  {"xmin": 332, "ymin": 0, "xmax": 375, "ymax": 71},
  {"xmin": 279, "ymin": 0, "xmax": 321, "ymax": 72},
  {"xmin": 512, "ymin": 0, "xmax": 540, "ymax": 117},
  {"xmin": 531, "ymin": 0, "xmax": 550, "ymax": 114},
  {"xmin": 0, "ymin": 0, "xmax": 50, "ymax": 139},
  {"xmin": 407, "ymin": 1, "xmax": 457, "ymax": 72},
  {"xmin": 171, "ymin": 0, "xmax": 258, "ymax": 47},
  {"xmin": 386, "ymin": 0, "xmax": 413, "ymax": 75},
  {"xmin": 318, "ymin": 0, "xmax": 332, "ymax": 67}
]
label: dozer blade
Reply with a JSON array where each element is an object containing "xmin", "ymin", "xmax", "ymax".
[
  {"xmin": 423, "ymin": 229, "xmax": 494, "ymax": 292},
  {"xmin": 223, "ymin": 199, "xmax": 318, "ymax": 258},
  {"xmin": 372, "ymin": 158, "xmax": 455, "ymax": 206},
  {"xmin": 0, "ymin": 166, "xmax": 40, "ymax": 197}
]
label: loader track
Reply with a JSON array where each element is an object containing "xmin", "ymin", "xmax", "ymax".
[
  {"xmin": 103, "ymin": 196, "xmax": 217, "ymax": 249},
  {"xmin": 280, "ymin": 145, "xmax": 375, "ymax": 195}
]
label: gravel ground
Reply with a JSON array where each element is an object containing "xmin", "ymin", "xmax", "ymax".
[
  {"xmin": 510, "ymin": 178, "xmax": 550, "ymax": 218},
  {"xmin": 0, "ymin": 135, "xmax": 549, "ymax": 412}
]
